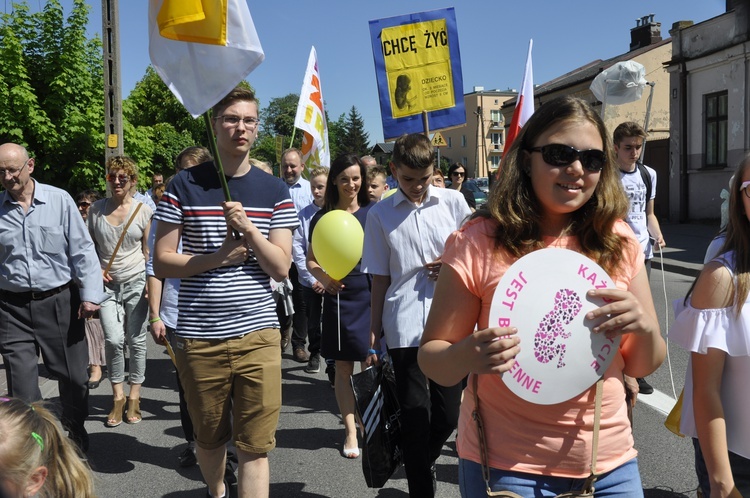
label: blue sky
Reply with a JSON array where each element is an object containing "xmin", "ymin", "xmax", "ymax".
[{"xmin": 37, "ymin": 1, "xmax": 726, "ymax": 144}]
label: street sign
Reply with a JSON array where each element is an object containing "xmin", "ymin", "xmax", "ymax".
[{"xmin": 431, "ymin": 131, "xmax": 447, "ymax": 147}]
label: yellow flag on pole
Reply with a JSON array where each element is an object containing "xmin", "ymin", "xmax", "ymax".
[{"xmin": 149, "ymin": 0, "xmax": 264, "ymax": 117}]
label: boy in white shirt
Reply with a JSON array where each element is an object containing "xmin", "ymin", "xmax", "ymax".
[
  {"xmin": 291, "ymin": 167, "xmax": 328, "ymax": 375},
  {"xmin": 362, "ymin": 133, "xmax": 470, "ymax": 497}
]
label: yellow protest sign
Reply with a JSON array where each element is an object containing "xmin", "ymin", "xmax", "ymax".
[{"xmin": 381, "ymin": 19, "xmax": 454, "ymax": 119}]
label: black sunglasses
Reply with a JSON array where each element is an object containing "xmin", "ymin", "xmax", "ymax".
[{"xmin": 527, "ymin": 144, "xmax": 606, "ymax": 172}]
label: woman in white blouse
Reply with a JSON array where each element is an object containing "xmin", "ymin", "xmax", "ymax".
[{"xmin": 671, "ymin": 153, "xmax": 750, "ymax": 497}]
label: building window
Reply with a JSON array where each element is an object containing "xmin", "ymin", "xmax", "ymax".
[
  {"xmin": 461, "ymin": 135, "xmax": 467, "ymax": 147},
  {"xmin": 490, "ymin": 155, "xmax": 501, "ymax": 168},
  {"xmin": 491, "ymin": 133, "xmax": 501, "ymax": 146},
  {"xmin": 704, "ymin": 91, "xmax": 727, "ymax": 168},
  {"xmin": 490, "ymin": 110, "xmax": 501, "ymax": 124},
  {"xmin": 463, "ymin": 157, "xmax": 468, "ymax": 168}
]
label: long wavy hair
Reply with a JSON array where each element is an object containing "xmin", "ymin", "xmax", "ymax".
[
  {"xmin": 481, "ymin": 95, "xmax": 630, "ymax": 276},
  {"xmin": 690, "ymin": 153, "xmax": 750, "ymax": 314},
  {"xmin": 323, "ymin": 153, "xmax": 370, "ymax": 211},
  {"xmin": 0, "ymin": 398, "xmax": 96, "ymax": 498}
]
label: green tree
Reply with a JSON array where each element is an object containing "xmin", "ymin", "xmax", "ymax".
[
  {"xmin": 0, "ymin": 0, "xmax": 104, "ymax": 193},
  {"xmin": 340, "ymin": 106, "xmax": 370, "ymax": 156},
  {"xmin": 122, "ymin": 66, "xmax": 207, "ymax": 188},
  {"xmin": 261, "ymin": 93, "xmax": 300, "ymax": 140},
  {"xmin": 123, "ymin": 66, "xmax": 206, "ymax": 148},
  {"xmin": 327, "ymin": 112, "xmax": 347, "ymax": 161}
]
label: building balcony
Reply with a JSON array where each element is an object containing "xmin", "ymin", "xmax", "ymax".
[{"xmin": 489, "ymin": 121, "xmax": 503, "ymax": 130}]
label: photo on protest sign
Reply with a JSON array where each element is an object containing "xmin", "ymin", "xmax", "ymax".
[{"xmin": 369, "ymin": 8, "xmax": 465, "ymax": 140}]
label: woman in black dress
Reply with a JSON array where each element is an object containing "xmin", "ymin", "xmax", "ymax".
[{"xmin": 307, "ymin": 153, "xmax": 372, "ymax": 458}]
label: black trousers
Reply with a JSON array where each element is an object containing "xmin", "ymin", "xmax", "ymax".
[
  {"xmin": 0, "ymin": 286, "xmax": 89, "ymax": 432},
  {"xmin": 301, "ymin": 285, "xmax": 323, "ymax": 356},
  {"xmin": 289, "ymin": 265, "xmax": 308, "ymax": 351},
  {"xmin": 389, "ymin": 347, "xmax": 462, "ymax": 497}
]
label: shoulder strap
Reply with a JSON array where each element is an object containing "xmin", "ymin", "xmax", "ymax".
[
  {"xmin": 103, "ymin": 202, "xmax": 143, "ymax": 278},
  {"xmin": 637, "ymin": 163, "xmax": 652, "ymax": 205}
]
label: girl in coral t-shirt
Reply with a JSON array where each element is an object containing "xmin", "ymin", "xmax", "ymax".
[{"xmin": 418, "ymin": 96, "xmax": 665, "ymax": 497}]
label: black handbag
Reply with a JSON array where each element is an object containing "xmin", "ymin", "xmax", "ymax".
[{"xmin": 351, "ymin": 360, "xmax": 403, "ymax": 488}]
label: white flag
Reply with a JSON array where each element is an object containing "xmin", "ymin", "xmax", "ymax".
[
  {"xmin": 294, "ymin": 47, "xmax": 330, "ymax": 168},
  {"xmin": 148, "ymin": 0, "xmax": 264, "ymax": 117}
]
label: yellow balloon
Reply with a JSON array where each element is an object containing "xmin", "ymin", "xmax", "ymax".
[{"xmin": 311, "ymin": 210, "xmax": 364, "ymax": 281}]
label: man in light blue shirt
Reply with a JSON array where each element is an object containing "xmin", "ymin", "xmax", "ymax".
[
  {"xmin": 0, "ymin": 142, "xmax": 108, "ymax": 453},
  {"xmin": 280, "ymin": 148, "xmax": 314, "ymax": 362}
]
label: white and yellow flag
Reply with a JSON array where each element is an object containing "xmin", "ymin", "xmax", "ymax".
[
  {"xmin": 294, "ymin": 47, "xmax": 330, "ymax": 168},
  {"xmin": 148, "ymin": 0, "xmax": 264, "ymax": 117}
]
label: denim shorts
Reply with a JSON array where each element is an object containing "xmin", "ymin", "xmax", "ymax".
[{"xmin": 459, "ymin": 458, "xmax": 643, "ymax": 497}]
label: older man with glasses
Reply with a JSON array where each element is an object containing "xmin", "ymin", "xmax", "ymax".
[{"xmin": 0, "ymin": 142, "xmax": 108, "ymax": 454}]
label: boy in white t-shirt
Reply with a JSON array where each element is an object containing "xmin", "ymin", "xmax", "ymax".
[
  {"xmin": 614, "ymin": 121, "xmax": 666, "ymax": 396},
  {"xmin": 614, "ymin": 121, "xmax": 666, "ymax": 273}
]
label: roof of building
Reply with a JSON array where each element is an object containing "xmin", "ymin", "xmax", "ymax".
[
  {"xmin": 371, "ymin": 142, "xmax": 394, "ymax": 154},
  {"xmin": 502, "ymin": 37, "xmax": 672, "ymax": 108}
]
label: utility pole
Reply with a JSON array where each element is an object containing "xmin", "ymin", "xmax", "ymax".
[
  {"xmin": 474, "ymin": 106, "xmax": 481, "ymax": 177},
  {"xmin": 102, "ymin": 0, "xmax": 123, "ymax": 162},
  {"xmin": 479, "ymin": 97, "xmax": 487, "ymax": 178}
]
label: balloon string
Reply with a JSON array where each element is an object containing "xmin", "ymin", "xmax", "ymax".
[{"xmin": 337, "ymin": 293, "xmax": 341, "ymax": 351}]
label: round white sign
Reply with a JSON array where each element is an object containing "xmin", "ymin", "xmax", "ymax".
[{"xmin": 488, "ymin": 248, "xmax": 620, "ymax": 405}]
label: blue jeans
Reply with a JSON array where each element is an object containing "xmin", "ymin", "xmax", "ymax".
[
  {"xmin": 459, "ymin": 458, "xmax": 643, "ymax": 497},
  {"xmin": 100, "ymin": 272, "xmax": 148, "ymax": 384}
]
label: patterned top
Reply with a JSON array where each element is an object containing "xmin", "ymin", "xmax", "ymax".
[{"xmin": 154, "ymin": 163, "xmax": 298, "ymax": 339}]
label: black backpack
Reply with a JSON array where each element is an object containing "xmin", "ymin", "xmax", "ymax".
[{"xmin": 636, "ymin": 162, "xmax": 652, "ymax": 208}]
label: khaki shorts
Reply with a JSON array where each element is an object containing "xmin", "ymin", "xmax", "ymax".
[{"xmin": 173, "ymin": 328, "xmax": 281, "ymax": 453}]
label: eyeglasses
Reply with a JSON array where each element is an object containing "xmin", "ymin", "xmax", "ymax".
[
  {"xmin": 741, "ymin": 181, "xmax": 750, "ymax": 198},
  {"xmin": 106, "ymin": 173, "xmax": 131, "ymax": 184},
  {"xmin": 0, "ymin": 158, "xmax": 30, "ymax": 177},
  {"xmin": 77, "ymin": 201, "xmax": 91, "ymax": 208},
  {"xmin": 451, "ymin": 171, "xmax": 465, "ymax": 177},
  {"xmin": 215, "ymin": 115, "xmax": 260, "ymax": 128},
  {"xmin": 527, "ymin": 144, "xmax": 606, "ymax": 172}
]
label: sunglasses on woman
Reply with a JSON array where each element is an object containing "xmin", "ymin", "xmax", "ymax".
[
  {"xmin": 106, "ymin": 173, "xmax": 131, "ymax": 184},
  {"xmin": 527, "ymin": 144, "xmax": 606, "ymax": 172}
]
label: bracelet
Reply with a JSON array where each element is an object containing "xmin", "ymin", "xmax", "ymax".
[
  {"xmin": 367, "ymin": 349, "xmax": 382, "ymax": 355},
  {"xmin": 148, "ymin": 317, "xmax": 162, "ymax": 324}
]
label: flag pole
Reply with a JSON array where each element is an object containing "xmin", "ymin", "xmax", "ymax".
[
  {"xmin": 202, "ymin": 111, "xmax": 241, "ymax": 239},
  {"xmin": 289, "ymin": 128, "xmax": 297, "ymax": 149}
]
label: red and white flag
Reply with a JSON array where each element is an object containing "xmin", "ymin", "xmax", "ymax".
[
  {"xmin": 505, "ymin": 39, "xmax": 534, "ymax": 152},
  {"xmin": 294, "ymin": 47, "xmax": 330, "ymax": 168}
]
